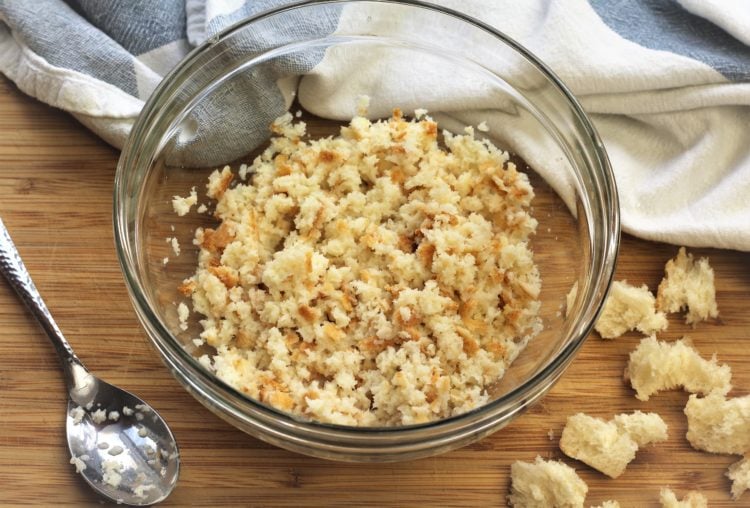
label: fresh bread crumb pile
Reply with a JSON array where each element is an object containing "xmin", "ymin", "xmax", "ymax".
[
  {"xmin": 625, "ymin": 336, "xmax": 731, "ymax": 401},
  {"xmin": 559, "ymin": 411, "xmax": 667, "ymax": 478},
  {"xmin": 657, "ymin": 247, "xmax": 718, "ymax": 325},
  {"xmin": 508, "ymin": 456, "xmax": 588, "ymax": 507},
  {"xmin": 180, "ymin": 109, "xmax": 542, "ymax": 426}
]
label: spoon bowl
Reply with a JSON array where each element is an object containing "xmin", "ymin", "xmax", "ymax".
[
  {"xmin": 0, "ymin": 218, "xmax": 180, "ymax": 506},
  {"xmin": 66, "ymin": 381, "xmax": 179, "ymax": 506}
]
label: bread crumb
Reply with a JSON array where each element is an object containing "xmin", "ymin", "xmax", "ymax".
[
  {"xmin": 727, "ymin": 456, "xmax": 750, "ymax": 500},
  {"xmin": 356, "ymin": 95, "xmax": 370, "ymax": 116},
  {"xmin": 547, "ymin": 428, "xmax": 555, "ymax": 441},
  {"xmin": 177, "ymin": 302, "xmax": 189, "ymax": 331},
  {"xmin": 659, "ymin": 488, "xmax": 707, "ymax": 508},
  {"xmin": 181, "ymin": 110, "xmax": 541, "ymax": 426},
  {"xmin": 295, "ymin": 110, "xmax": 302, "ymax": 118},
  {"xmin": 108, "ymin": 411, "xmax": 120, "ymax": 422},
  {"xmin": 206, "ymin": 166, "xmax": 234, "ymax": 199},
  {"xmin": 133, "ymin": 484, "xmax": 154, "ymax": 499},
  {"xmin": 656, "ymin": 247, "xmax": 718, "ymax": 325},
  {"xmin": 197, "ymin": 204, "xmax": 208, "ymax": 213},
  {"xmin": 163, "ymin": 257, "xmax": 169, "ymax": 265},
  {"xmin": 625, "ymin": 336, "xmax": 731, "ymax": 401},
  {"xmin": 90, "ymin": 408, "xmax": 107, "ymax": 424},
  {"xmin": 70, "ymin": 454, "xmax": 88, "ymax": 473},
  {"xmin": 98, "ymin": 442, "xmax": 109, "ymax": 450},
  {"xmin": 238, "ymin": 163, "xmax": 250, "ymax": 181},
  {"xmin": 595, "ymin": 280, "xmax": 667, "ymax": 339},
  {"xmin": 167, "ymin": 237, "xmax": 180, "ymax": 256},
  {"xmin": 477, "ymin": 121, "xmax": 489, "ymax": 132},
  {"xmin": 685, "ymin": 391, "xmax": 750, "ymax": 454},
  {"xmin": 70, "ymin": 405, "xmax": 86, "ymax": 425},
  {"xmin": 122, "ymin": 406, "xmax": 134, "ymax": 416},
  {"xmin": 414, "ymin": 108, "xmax": 428, "ymax": 119},
  {"xmin": 102, "ymin": 460, "xmax": 123, "ymax": 488},
  {"xmin": 508, "ymin": 456, "xmax": 588, "ymax": 508},
  {"xmin": 559, "ymin": 411, "xmax": 667, "ymax": 478},
  {"xmin": 138, "ymin": 427, "xmax": 149, "ymax": 438},
  {"xmin": 197, "ymin": 354, "xmax": 213, "ymax": 371},
  {"xmin": 172, "ymin": 187, "xmax": 198, "ymax": 216},
  {"xmin": 592, "ymin": 502, "xmax": 620, "ymax": 508}
]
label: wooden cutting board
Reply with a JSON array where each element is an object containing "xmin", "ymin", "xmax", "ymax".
[{"xmin": 1, "ymin": 76, "xmax": 748, "ymax": 507}]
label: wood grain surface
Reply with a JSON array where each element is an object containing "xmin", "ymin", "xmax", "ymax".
[{"xmin": 1, "ymin": 75, "xmax": 749, "ymax": 507}]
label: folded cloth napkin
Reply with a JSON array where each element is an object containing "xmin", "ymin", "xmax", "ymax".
[{"xmin": 1, "ymin": 0, "xmax": 749, "ymax": 251}]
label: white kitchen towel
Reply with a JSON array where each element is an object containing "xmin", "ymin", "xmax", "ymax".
[{"xmin": 0, "ymin": 0, "xmax": 748, "ymax": 251}]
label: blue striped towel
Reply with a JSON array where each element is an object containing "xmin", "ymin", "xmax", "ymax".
[{"xmin": 0, "ymin": 0, "xmax": 749, "ymax": 250}]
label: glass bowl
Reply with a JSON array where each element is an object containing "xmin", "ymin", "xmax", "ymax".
[{"xmin": 114, "ymin": 0, "xmax": 619, "ymax": 462}]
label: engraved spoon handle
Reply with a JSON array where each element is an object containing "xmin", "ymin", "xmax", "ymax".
[{"xmin": 0, "ymin": 218, "xmax": 89, "ymax": 388}]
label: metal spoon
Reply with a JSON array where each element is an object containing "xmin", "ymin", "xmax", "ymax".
[{"xmin": 0, "ymin": 218, "xmax": 179, "ymax": 506}]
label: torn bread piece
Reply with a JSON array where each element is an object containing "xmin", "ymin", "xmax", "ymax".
[
  {"xmin": 559, "ymin": 411, "xmax": 667, "ymax": 478},
  {"xmin": 625, "ymin": 336, "xmax": 731, "ymax": 402},
  {"xmin": 727, "ymin": 456, "xmax": 750, "ymax": 501},
  {"xmin": 508, "ymin": 456, "xmax": 588, "ymax": 508},
  {"xmin": 659, "ymin": 488, "xmax": 708, "ymax": 508},
  {"xmin": 685, "ymin": 391, "xmax": 750, "ymax": 455},
  {"xmin": 656, "ymin": 247, "xmax": 718, "ymax": 325},
  {"xmin": 594, "ymin": 280, "xmax": 667, "ymax": 339}
]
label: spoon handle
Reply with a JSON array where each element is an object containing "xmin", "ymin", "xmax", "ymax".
[{"xmin": 0, "ymin": 218, "xmax": 90, "ymax": 383}]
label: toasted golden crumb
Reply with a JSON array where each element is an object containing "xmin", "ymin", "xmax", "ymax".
[
  {"xmin": 181, "ymin": 110, "xmax": 541, "ymax": 426},
  {"xmin": 206, "ymin": 166, "xmax": 234, "ymax": 199},
  {"xmin": 178, "ymin": 280, "xmax": 197, "ymax": 296}
]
